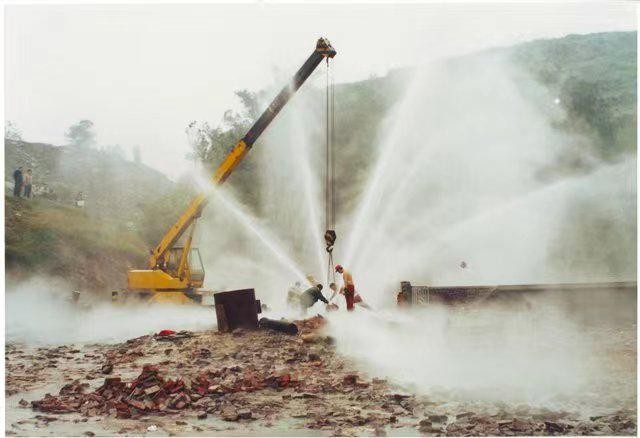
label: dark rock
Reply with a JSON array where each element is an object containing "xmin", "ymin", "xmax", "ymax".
[
  {"xmin": 620, "ymin": 419, "xmax": 636, "ymax": 430},
  {"xmin": 221, "ymin": 406, "xmax": 239, "ymax": 421},
  {"xmin": 544, "ymin": 421, "xmax": 566, "ymax": 433},
  {"xmin": 509, "ymin": 418, "xmax": 531, "ymax": 432},
  {"xmin": 293, "ymin": 393, "xmax": 318, "ymax": 399},
  {"xmin": 390, "ymin": 393, "xmax": 412, "ymax": 401},
  {"xmin": 238, "ymin": 409, "xmax": 252, "ymax": 420},
  {"xmin": 456, "ymin": 411, "xmax": 474, "ymax": 419},
  {"xmin": 343, "ymin": 374, "xmax": 358, "ymax": 385}
]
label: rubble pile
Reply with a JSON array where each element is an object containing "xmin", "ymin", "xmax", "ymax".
[
  {"xmin": 7, "ymin": 314, "xmax": 637, "ymax": 436},
  {"xmin": 294, "ymin": 315, "xmax": 326, "ymax": 333},
  {"xmin": 31, "ymin": 362, "xmax": 306, "ymax": 420},
  {"xmin": 28, "ymin": 316, "xmax": 359, "ymax": 425},
  {"xmin": 32, "ymin": 365, "xmax": 185, "ymax": 418},
  {"xmin": 416, "ymin": 409, "xmax": 638, "ymax": 436}
]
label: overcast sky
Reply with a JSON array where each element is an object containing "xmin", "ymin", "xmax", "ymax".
[{"xmin": 5, "ymin": 2, "xmax": 636, "ymax": 179}]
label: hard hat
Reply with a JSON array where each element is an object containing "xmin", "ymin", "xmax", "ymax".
[{"xmin": 335, "ymin": 264, "xmax": 343, "ymax": 272}]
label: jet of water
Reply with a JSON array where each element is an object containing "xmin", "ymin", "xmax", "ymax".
[{"xmin": 192, "ymin": 172, "xmax": 308, "ymax": 283}]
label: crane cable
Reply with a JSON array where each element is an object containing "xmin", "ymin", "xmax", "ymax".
[{"xmin": 324, "ymin": 58, "xmax": 337, "ymax": 288}]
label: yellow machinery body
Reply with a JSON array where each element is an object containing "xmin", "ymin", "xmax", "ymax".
[{"xmin": 122, "ymin": 38, "xmax": 337, "ymax": 305}]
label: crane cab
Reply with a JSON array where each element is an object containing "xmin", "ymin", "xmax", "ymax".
[
  {"xmin": 122, "ymin": 246, "xmax": 210, "ymax": 305},
  {"xmin": 164, "ymin": 246, "xmax": 205, "ymax": 288}
]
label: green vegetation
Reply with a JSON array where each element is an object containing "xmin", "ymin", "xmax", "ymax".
[
  {"xmin": 5, "ymin": 121, "xmax": 22, "ymax": 142},
  {"xmin": 187, "ymin": 70, "xmax": 409, "ymax": 214},
  {"xmin": 511, "ymin": 31, "xmax": 636, "ymax": 159},
  {"xmin": 136, "ymin": 178, "xmax": 196, "ymax": 246},
  {"xmin": 330, "ymin": 70, "xmax": 409, "ymax": 211},
  {"xmin": 186, "ymin": 90, "xmax": 262, "ymax": 208},
  {"xmin": 188, "ymin": 32, "xmax": 636, "ymax": 216},
  {"xmin": 4, "ymin": 138, "xmax": 177, "ymax": 246},
  {"xmin": 65, "ymin": 119, "xmax": 97, "ymax": 149},
  {"xmin": 5, "ymin": 197, "xmax": 146, "ymax": 290},
  {"xmin": 4, "ymin": 135, "xmax": 188, "ymax": 290}
]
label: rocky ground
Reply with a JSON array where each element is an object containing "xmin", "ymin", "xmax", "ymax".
[{"xmin": 5, "ymin": 315, "xmax": 637, "ymax": 437}]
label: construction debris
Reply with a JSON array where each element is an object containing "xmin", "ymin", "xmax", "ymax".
[
  {"xmin": 258, "ymin": 317, "xmax": 298, "ymax": 335},
  {"xmin": 6, "ymin": 315, "xmax": 637, "ymax": 436},
  {"xmin": 153, "ymin": 330, "xmax": 193, "ymax": 342},
  {"xmin": 294, "ymin": 314, "xmax": 326, "ymax": 333},
  {"xmin": 32, "ymin": 362, "xmax": 304, "ymax": 419}
]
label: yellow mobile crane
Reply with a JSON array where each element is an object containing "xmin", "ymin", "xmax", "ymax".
[{"xmin": 125, "ymin": 38, "xmax": 337, "ymax": 305}]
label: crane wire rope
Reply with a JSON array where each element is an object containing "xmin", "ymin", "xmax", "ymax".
[{"xmin": 324, "ymin": 59, "xmax": 337, "ymax": 288}]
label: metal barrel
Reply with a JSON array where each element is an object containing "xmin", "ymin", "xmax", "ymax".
[{"xmin": 259, "ymin": 317, "xmax": 299, "ymax": 335}]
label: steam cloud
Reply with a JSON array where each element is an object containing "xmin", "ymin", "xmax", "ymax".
[
  {"xmin": 6, "ymin": 277, "xmax": 216, "ymax": 345},
  {"xmin": 6, "ymin": 47, "xmax": 635, "ymax": 413},
  {"xmin": 191, "ymin": 53, "xmax": 635, "ymax": 410}
]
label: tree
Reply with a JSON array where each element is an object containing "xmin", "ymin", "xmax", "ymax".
[
  {"xmin": 65, "ymin": 119, "xmax": 96, "ymax": 148},
  {"xmin": 132, "ymin": 145, "xmax": 142, "ymax": 164},
  {"xmin": 5, "ymin": 120, "xmax": 22, "ymax": 141},
  {"xmin": 186, "ymin": 90, "xmax": 259, "ymax": 166},
  {"xmin": 186, "ymin": 90, "xmax": 263, "ymax": 208}
]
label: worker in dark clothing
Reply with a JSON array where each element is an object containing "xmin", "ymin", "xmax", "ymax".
[
  {"xmin": 13, "ymin": 167, "xmax": 23, "ymax": 197},
  {"xmin": 299, "ymin": 284, "xmax": 329, "ymax": 313}
]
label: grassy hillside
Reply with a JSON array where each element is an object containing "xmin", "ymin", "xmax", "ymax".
[
  {"xmin": 510, "ymin": 31, "xmax": 636, "ymax": 159},
  {"xmin": 330, "ymin": 69, "xmax": 410, "ymax": 212},
  {"xmin": 5, "ymin": 197, "xmax": 147, "ymax": 291},
  {"xmin": 5, "ymin": 139, "xmax": 175, "ymax": 229},
  {"xmin": 328, "ymin": 32, "xmax": 637, "ymax": 210},
  {"xmin": 4, "ymin": 140, "xmax": 195, "ymax": 292}
]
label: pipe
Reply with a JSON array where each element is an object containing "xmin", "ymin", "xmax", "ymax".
[{"xmin": 259, "ymin": 317, "xmax": 299, "ymax": 335}]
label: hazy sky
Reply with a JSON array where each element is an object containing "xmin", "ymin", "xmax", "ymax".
[{"xmin": 5, "ymin": 2, "xmax": 636, "ymax": 179}]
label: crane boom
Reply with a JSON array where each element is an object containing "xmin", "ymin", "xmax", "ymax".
[{"xmin": 146, "ymin": 38, "xmax": 336, "ymax": 270}]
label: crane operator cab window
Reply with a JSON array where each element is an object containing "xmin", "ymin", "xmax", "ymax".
[
  {"xmin": 189, "ymin": 248, "xmax": 205, "ymax": 283},
  {"xmin": 165, "ymin": 247, "xmax": 205, "ymax": 283}
]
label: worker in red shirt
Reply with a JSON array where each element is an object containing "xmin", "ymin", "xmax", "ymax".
[{"xmin": 335, "ymin": 264, "xmax": 356, "ymax": 311}]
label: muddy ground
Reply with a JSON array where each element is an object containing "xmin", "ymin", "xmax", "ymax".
[{"xmin": 5, "ymin": 315, "xmax": 637, "ymax": 437}]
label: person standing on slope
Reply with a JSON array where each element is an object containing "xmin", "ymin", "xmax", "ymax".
[
  {"xmin": 13, "ymin": 167, "xmax": 23, "ymax": 197},
  {"xmin": 23, "ymin": 169, "xmax": 33, "ymax": 198}
]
